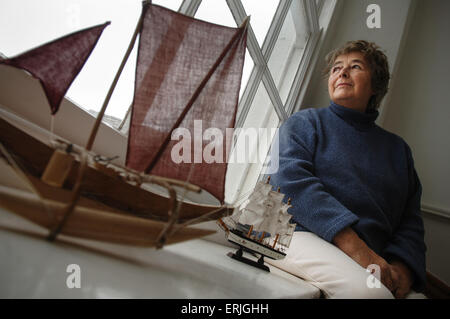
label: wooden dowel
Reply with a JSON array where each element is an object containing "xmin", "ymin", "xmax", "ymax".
[
  {"xmin": 85, "ymin": 8, "xmax": 144, "ymax": 151},
  {"xmin": 47, "ymin": 151, "xmax": 88, "ymax": 241},
  {"xmin": 247, "ymin": 225, "xmax": 253, "ymax": 237},
  {"xmin": 272, "ymin": 234, "xmax": 279, "ymax": 249},
  {"xmin": 217, "ymin": 218, "xmax": 229, "ymax": 233},
  {"xmin": 117, "ymin": 103, "xmax": 132, "ymax": 131},
  {"xmin": 259, "ymin": 231, "xmax": 266, "ymax": 243}
]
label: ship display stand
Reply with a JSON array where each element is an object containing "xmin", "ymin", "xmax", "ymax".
[
  {"xmin": 218, "ymin": 177, "xmax": 296, "ymax": 272},
  {"xmin": 227, "ymin": 245, "xmax": 270, "ymax": 272}
]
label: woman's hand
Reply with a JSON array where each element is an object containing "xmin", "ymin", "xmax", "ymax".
[
  {"xmin": 333, "ymin": 227, "xmax": 395, "ymax": 292},
  {"xmin": 389, "ymin": 260, "xmax": 413, "ymax": 298}
]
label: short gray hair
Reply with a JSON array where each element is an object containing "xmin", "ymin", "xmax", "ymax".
[{"xmin": 323, "ymin": 40, "xmax": 390, "ymax": 111}]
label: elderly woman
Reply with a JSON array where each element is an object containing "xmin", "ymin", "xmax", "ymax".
[{"xmin": 267, "ymin": 40, "xmax": 426, "ymax": 298}]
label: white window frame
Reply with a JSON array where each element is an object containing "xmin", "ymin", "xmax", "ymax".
[{"xmin": 198, "ymin": 0, "xmax": 337, "ymax": 204}]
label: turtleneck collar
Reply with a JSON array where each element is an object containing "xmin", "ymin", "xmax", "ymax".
[{"xmin": 329, "ymin": 101, "xmax": 378, "ymax": 130}]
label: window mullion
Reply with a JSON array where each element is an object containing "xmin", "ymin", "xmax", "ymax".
[
  {"xmin": 262, "ymin": 72, "xmax": 288, "ymax": 121},
  {"xmin": 227, "ymin": 0, "xmax": 287, "ymax": 122},
  {"xmin": 261, "ymin": 0, "xmax": 292, "ymax": 59},
  {"xmin": 316, "ymin": 0, "xmax": 325, "ymax": 17},
  {"xmin": 226, "ymin": 0, "xmax": 261, "ymax": 66},
  {"xmin": 179, "ymin": 0, "xmax": 202, "ymax": 16},
  {"xmin": 226, "ymin": 0, "xmax": 260, "ymax": 129},
  {"xmin": 284, "ymin": 0, "xmax": 323, "ymax": 116},
  {"xmin": 303, "ymin": 0, "xmax": 320, "ymax": 33},
  {"xmin": 285, "ymin": 30, "xmax": 322, "ymax": 115},
  {"xmin": 226, "ymin": 0, "xmax": 247, "ymax": 24}
]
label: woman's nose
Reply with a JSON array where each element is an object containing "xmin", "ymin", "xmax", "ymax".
[{"xmin": 339, "ymin": 67, "xmax": 349, "ymax": 78}]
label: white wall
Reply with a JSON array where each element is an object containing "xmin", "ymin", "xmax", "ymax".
[
  {"xmin": 381, "ymin": 0, "xmax": 450, "ymax": 285},
  {"xmin": 302, "ymin": 0, "xmax": 414, "ymax": 112},
  {"xmin": 301, "ymin": 0, "xmax": 450, "ymax": 285}
]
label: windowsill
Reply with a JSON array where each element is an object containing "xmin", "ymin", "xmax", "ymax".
[{"xmin": 0, "ymin": 196, "xmax": 320, "ymax": 298}]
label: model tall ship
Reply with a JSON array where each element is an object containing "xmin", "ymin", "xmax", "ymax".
[
  {"xmin": 217, "ymin": 177, "xmax": 296, "ymax": 271},
  {"xmin": 0, "ymin": 2, "xmax": 248, "ymax": 248}
]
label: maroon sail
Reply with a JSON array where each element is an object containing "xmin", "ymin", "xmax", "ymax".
[
  {"xmin": 0, "ymin": 22, "xmax": 110, "ymax": 115},
  {"xmin": 126, "ymin": 4, "xmax": 247, "ymax": 203}
]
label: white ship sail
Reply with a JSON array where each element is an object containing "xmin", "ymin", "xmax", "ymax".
[
  {"xmin": 274, "ymin": 202, "xmax": 293, "ymax": 234},
  {"xmin": 278, "ymin": 223, "xmax": 296, "ymax": 248},
  {"xmin": 233, "ymin": 181, "xmax": 272, "ymax": 228},
  {"xmin": 254, "ymin": 190, "xmax": 284, "ymax": 236}
]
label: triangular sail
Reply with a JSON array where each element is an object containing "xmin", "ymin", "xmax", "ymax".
[
  {"xmin": 0, "ymin": 22, "xmax": 110, "ymax": 115},
  {"xmin": 126, "ymin": 4, "xmax": 247, "ymax": 203}
]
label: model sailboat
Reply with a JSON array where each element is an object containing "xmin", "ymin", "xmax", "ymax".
[
  {"xmin": 0, "ymin": 2, "xmax": 248, "ymax": 248},
  {"xmin": 217, "ymin": 177, "xmax": 296, "ymax": 271}
]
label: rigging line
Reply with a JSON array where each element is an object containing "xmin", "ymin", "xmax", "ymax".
[
  {"xmin": 175, "ymin": 205, "xmax": 228, "ymax": 230},
  {"xmin": 159, "ymin": 163, "xmax": 196, "ymax": 244},
  {"xmin": 230, "ymin": 187, "xmax": 255, "ymax": 207},
  {"xmin": 144, "ymin": 18, "xmax": 249, "ymax": 174},
  {"xmin": 50, "ymin": 115, "xmax": 55, "ymax": 142},
  {"xmin": 168, "ymin": 129, "xmax": 249, "ymax": 238},
  {"xmin": 117, "ymin": 103, "xmax": 132, "ymax": 131},
  {"xmin": 158, "ymin": 158, "xmax": 197, "ymax": 244},
  {"xmin": 172, "ymin": 181, "xmax": 256, "ymax": 235},
  {"xmin": 175, "ymin": 160, "xmax": 196, "ymax": 216}
]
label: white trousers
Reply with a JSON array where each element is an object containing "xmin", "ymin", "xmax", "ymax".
[{"xmin": 266, "ymin": 231, "xmax": 425, "ymax": 299}]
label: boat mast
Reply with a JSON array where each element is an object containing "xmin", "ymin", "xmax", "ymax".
[{"xmin": 85, "ymin": 1, "xmax": 150, "ymax": 151}]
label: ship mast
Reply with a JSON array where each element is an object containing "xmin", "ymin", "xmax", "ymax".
[{"xmin": 85, "ymin": 1, "xmax": 150, "ymax": 151}]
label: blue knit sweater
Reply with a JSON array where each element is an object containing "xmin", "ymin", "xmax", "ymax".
[{"xmin": 269, "ymin": 102, "xmax": 426, "ymax": 291}]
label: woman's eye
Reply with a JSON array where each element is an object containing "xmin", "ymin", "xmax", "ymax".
[
  {"xmin": 332, "ymin": 66, "xmax": 341, "ymax": 73},
  {"xmin": 352, "ymin": 65, "xmax": 362, "ymax": 69}
]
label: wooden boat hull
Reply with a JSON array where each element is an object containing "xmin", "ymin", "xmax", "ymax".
[
  {"xmin": 0, "ymin": 185, "xmax": 215, "ymax": 247},
  {"xmin": 0, "ymin": 116, "xmax": 233, "ymax": 224}
]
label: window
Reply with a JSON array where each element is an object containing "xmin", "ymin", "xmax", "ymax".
[
  {"xmin": 116, "ymin": 0, "xmax": 337, "ymax": 204},
  {"xmin": 181, "ymin": 0, "xmax": 328, "ymax": 204}
]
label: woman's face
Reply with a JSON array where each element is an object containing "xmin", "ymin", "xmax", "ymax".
[{"xmin": 328, "ymin": 51, "xmax": 374, "ymax": 112}]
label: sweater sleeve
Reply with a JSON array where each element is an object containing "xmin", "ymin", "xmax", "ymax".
[
  {"xmin": 269, "ymin": 111, "xmax": 359, "ymax": 243},
  {"xmin": 382, "ymin": 144, "xmax": 427, "ymax": 292}
]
